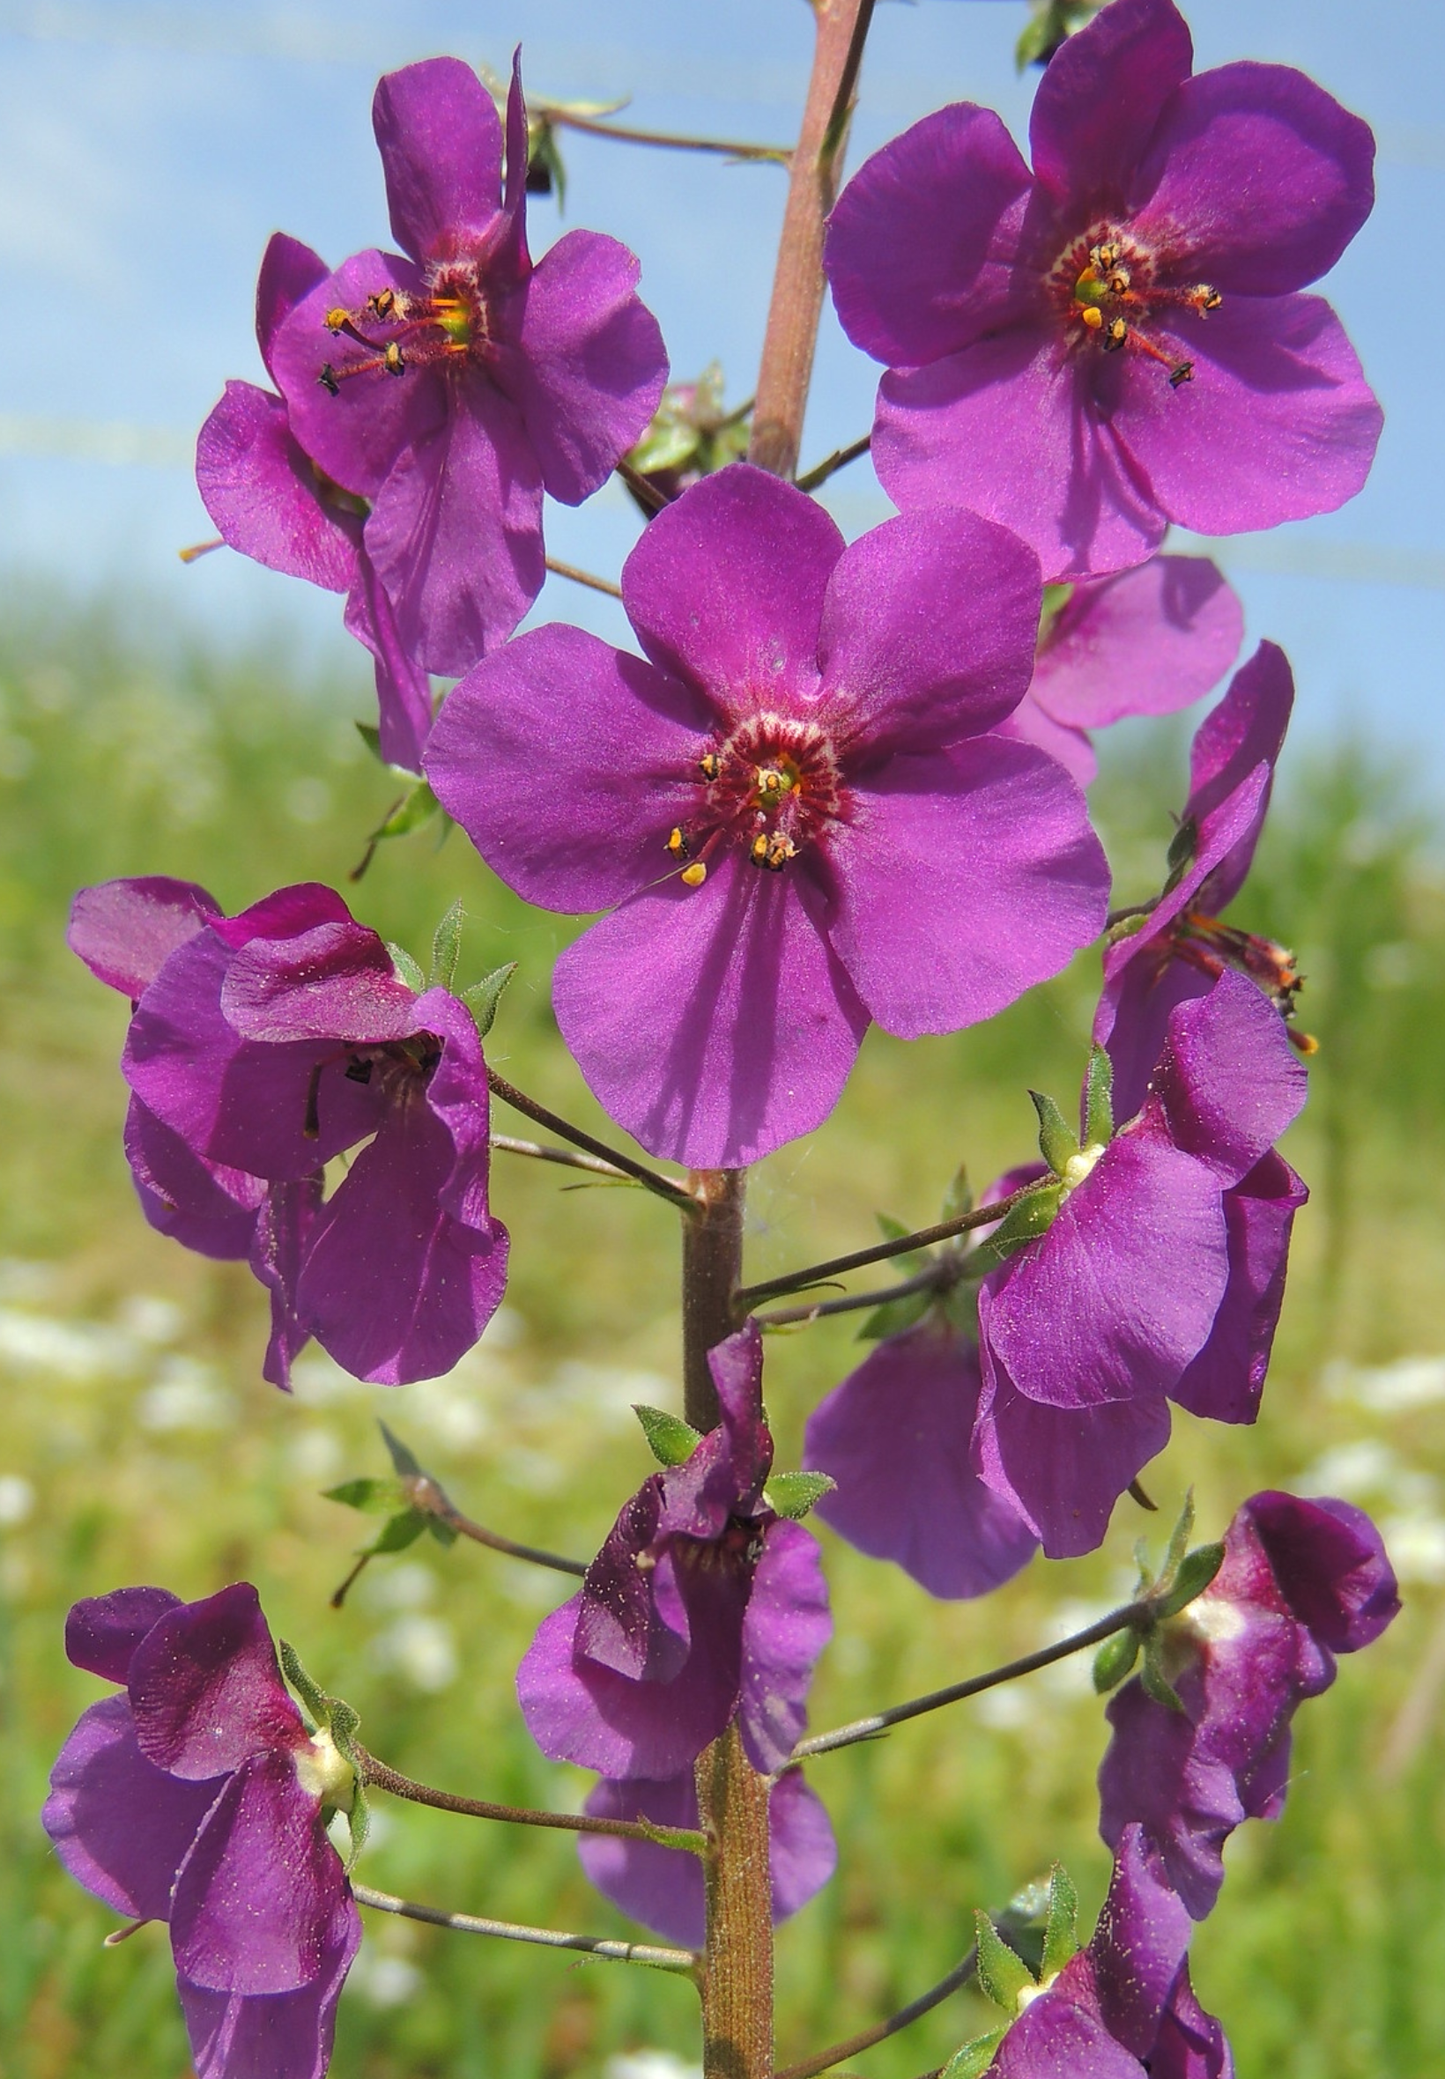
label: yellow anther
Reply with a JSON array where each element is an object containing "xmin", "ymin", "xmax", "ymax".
[
  {"xmin": 367, "ymin": 288, "xmax": 400, "ymax": 319},
  {"xmin": 1106, "ymin": 317, "xmax": 1128, "ymax": 347},
  {"xmin": 1107, "ymin": 268, "xmax": 1131, "ymax": 295},
  {"xmin": 324, "ymin": 307, "xmax": 351, "ymax": 332},
  {"xmin": 699, "ymin": 752, "xmax": 721, "ymax": 781},
  {"xmin": 1081, "ymin": 305, "xmax": 1104, "ymax": 330},
  {"xmin": 680, "ymin": 862, "xmax": 708, "ymax": 887},
  {"xmin": 751, "ymin": 834, "xmax": 770, "ymax": 864},
  {"xmin": 666, "ymin": 827, "xmax": 687, "ymax": 857}
]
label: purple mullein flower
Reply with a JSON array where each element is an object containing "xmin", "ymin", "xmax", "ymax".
[
  {"xmin": 1096, "ymin": 641, "xmax": 1300, "ymax": 1121},
  {"xmin": 43, "ymin": 1584, "xmax": 361, "ymax": 2079},
  {"xmin": 1098, "ymin": 1490, "xmax": 1399, "ymax": 1917},
  {"xmin": 426, "ymin": 463, "xmax": 1109, "ymax": 1168},
  {"xmin": 974, "ymin": 970, "xmax": 1307, "ymax": 1558},
  {"xmin": 517, "ymin": 1322, "xmax": 832, "ymax": 1780},
  {"xmin": 578, "ymin": 1768, "xmax": 836, "ymax": 1948},
  {"xmin": 197, "ymin": 232, "xmax": 432, "ymax": 771},
  {"xmin": 988, "ymin": 1826, "xmax": 1231, "ymax": 2078},
  {"xmin": 69, "ymin": 876, "xmax": 508, "ymax": 1387},
  {"xmin": 270, "ymin": 57, "xmax": 667, "ymax": 676},
  {"xmin": 1003, "ymin": 555, "xmax": 1243, "ymax": 786},
  {"xmin": 826, "ymin": 0, "xmax": 1381, "ymax": 580}
]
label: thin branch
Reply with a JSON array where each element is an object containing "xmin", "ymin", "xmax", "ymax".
[
  {"xmin": 357, "ymin": 1749, "xmax": 707, "ymax": 1851},
  {"xmin": 353, "ymin": 1884, "xmax": 699, "ymax": 1973},
  {"xmin": 617, "ymin": 458, "xmax": 672, "ymax": 513},
  {"xmin": 490, "ymin": 1132, "xmax": 630, "ymax": 1183},
  {"xmin": 753, "ymin": 1262, "xmax": 949, "ymax": 1328},
  {"xmin": 775, "ymin": 1946, "xmax": 979, "ymax": 2079},
  {"xmin": 538, "ymin": 103, "xmax": 790, "ymax": 166},
  {"xmin": 402, "ymin": 1470, "xmax": 587, "ymax": 1578},
  {"xmin": 795, "ymin": 434, "xmax": 871, "ymax": 495},
  {"xmin": 789, "ymin": 1598, "xmax": 1153, "ymax": 1762},
  {"xmin": 486, "ymin": 1067, "xmax": 696, "ymax": 1210},
  {"xmin": 544, "ymin": 555, "xmax": 623, "ymax": 600},
  {"xmin": 733, "ymin": 1183, "xmax": 1042, "ymax": 1312}
]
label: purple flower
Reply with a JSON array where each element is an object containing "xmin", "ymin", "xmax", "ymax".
[
  {"xmin": 1096, "ymin": 641, "xmax": 1300, "ymax": 1122},
  {"xmin": 826, "ymin": 0, "xmax": 1381, "ymax": 580},
  {"xmin": 270, "ymin": 57, "xmax": 667, "ymax": 676},
  {"xmin": 1002, "ymin": 556, "xmax": 1243, "ymax": 785},
  {"xmin": 42, "ymin": 1584, "xmax": 361, "ymax": 2079},
  {"xmin": 197, "ymin": 232, "xmax": 432, "ymax": 771},
  {"xmin": 517, "ymin": 1322, "xmax": 832, "ymax": 1780},
  {"xmin": 988, "ymin": 1826, "xmax": 1231, "ymax": 2078},
  {"xmin": 974, "ymin": 970, "xmax": 1307, "ymax": 1558},
  {"xmin": 68, "ymin": 876, "xmax": 509, "ymax": 1387},
  {"xmin": 578, "ymin": 1768, "xmax": 836, "ymax": 1948},
  {"xmin": 1097, "ymin": 1490, "xmax": 1399, "ymax": 1917},
  {"xmin": 426, "ymin": 463, "xmax": 1109, "ymax": 1168},
  {"xmin": 803, "ymin": 1313, "xmax": 1039, "ymax": 1600}
]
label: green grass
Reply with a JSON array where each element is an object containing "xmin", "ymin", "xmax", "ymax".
[{"xmin": 3, "ymin": 592, "xmax": 1444, "ymax": 2078}]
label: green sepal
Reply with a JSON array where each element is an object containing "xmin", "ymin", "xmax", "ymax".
[
  {"xmin": 388, "ymin": 943, "xmax": 425, "ymax": 994},
  {"xmin": 969, "ymin": 1182, "xmax": 1064, "ymax": 1272},
  {"xmin": 1084, "ymin": 1045, "xmax": 1114, "ymax": 1147},
  {"xmin": 1154, "ymin": 1542, "xmax": 1225, "ymax": 1620},
  {"xmin": 327, "ymin": 1695, "xmax": 362, "ymax": 1760},
  {"xmin": 370, "ymin": 1507, "xmax": 428, "ymax": 1555},
  {"xmin": 342, "ymin": 1779, "xmax": 371, "ymax": 1870},
  {"xmin": 941, "ymin": 2028, "xmax": 1009, "ymax": 2079},
  {"xmin": 1040, "ymin": 1864, "xmax": 1080, "ymax": 1979},
  {"xmin": 1092, "ymin": 1625, "xmax": 1142, "ymax": 1694},
  {"xmin": 323, "ymin": 1697, "xmax": 369, "ymax": 1867},
  {"xmin": 1139, "ymin": 1631, "xmax": 1186, "ymax": 1714},
  {"xmin": 354, "ymin": 721, "xmax": 383, "ymax": 762},
  {"xmin": 634, "ymin": 1404, "xmax": 702, "ymax": 1467},
  {"xmin": 763, "ymin": 1471, "xmax": 836, "ymax": 1520},
  {"xmin": 430, "ymin": 899, "xmax": 464, "ymax": 992},
  {"xmin": 1030, "ymin": 1089, "xmax": 1079, "ymax": 1176},
  {"xmin": 940, "ymin": 1163, "xmax": 974, "ymax": 1224},
  {"xmin": 1165, "ymin": 813, "xmax": 1199, "ymax": 883},
  {"xmin": 629, "ymin": 416, "xmax": 703, "ymax": 478},
  {"xmin": 426, "ymin": 1515, "xmax": 459, "ymax": 1548},
  {"xmin": 1103, "ymin": 911, "xmax": 1150, "ymax": 948},
  {"xmin": 942, "ymin": 1277, "xmax": 980, "ymax": 1338},
  {"xmin": 462, "ymin": 961, "xmax": 517, "ymax": 1040},
  {"xmin": 278, "ymin": 1639, "xmax": 330, "ymax": 1729},
  {"xmin": 857, "ymin": 1287, "xmax": 934, "ymax": 1342},
  {"xmin": 371, "ymin": 777, "xmax": 440, "ymax": 843},
  {"xmin": 1159, "ymin": 1488, "xmax": 1196, "ymax": 1591},
  {"xmin": 974, "ymin": 1910, "xmax": 1035, "ymax": 2013},
  {"xmin": 379, "ymin": 1422, "xmax": 424, "ymax": 1479},
  {"xmin": 323, "ymin": 1476, "xmax": 408, "ymax": 1515}
]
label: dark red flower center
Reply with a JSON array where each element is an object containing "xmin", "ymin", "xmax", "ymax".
[
  {"xmin": 317, "ymin": 261, "xmax": 492, "ymax": 396},
  {"xmin": 663, "ymin": 713, "xmax": 849, "ymax": 890},
  {"xmin": 1048, "ymin": 223, "xmax": 1221, "ymax": 391},
  {"xmin": 303, "ymin": 1033, "xmax": 441, "ymax": 1140}
]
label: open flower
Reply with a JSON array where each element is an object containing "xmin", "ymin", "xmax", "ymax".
[
  {"xmin": 270, "ymin": 56, "xmax": 667, "ymax": 675},
  {"xmin": 826, "ymin": 0, "xmax": 1381, "ymax": 579},
  {"xmin": 69, "ymin": 876, "xmax": 508, "ymax": 1387},
  {"xmin": 517, "ymin": 1322, "xmax": 831, "ymax": 1780},
  {"xmin": 43, "ymin": 1584, "xmax": 361, "ymax": 2079},
  {"xmin": 426, "ymin": 463, "xmax": 1109, "ymax": 1168},
  {"xmin": 197, "ymin": 232, "xmax": 432, "ymax": 771},
  {"xmin": 1098, "ymin": 1490, "xmax": 1399, "ymax": 1917},
  {"xmin": 975, "ymin": 971, "xmax": 1307, "ymax": 1557}
]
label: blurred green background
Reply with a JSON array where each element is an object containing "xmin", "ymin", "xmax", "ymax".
[{"xmin": 3, "ymin": 594, "xmax": 1443, "ymax": 2079}]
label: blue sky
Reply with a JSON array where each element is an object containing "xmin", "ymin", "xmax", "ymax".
[{"xmin": 1, "ymin": 0, "xmax": 1440, "ymax": 778}]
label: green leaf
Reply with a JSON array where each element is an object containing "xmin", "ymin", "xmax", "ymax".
[
  {"xmin": 323, "ymin": 1477, "xmax": 407, "ymax": 1515},
  {"xmin": 1165, "ymin": 813, "xmax": 1199, "ymax": 881},
  {"xmin": 973, "ymin": 1910, "xmax": 1035, "ymax": 2013},
  {"xmin": 388, "ymin": 943, "xmax": 425, "ymax": 994},
  {"xmin": 355, "ymin": 721, "xmax": 383, "ymax": 761},
  {"xmin": 968, "ymin": 1182, "xmax": 1064, "ymax": 1272},
  {"xmin": 941, "ymin": 2028, "xmax": 1009, "ymax": 2079},
  {"xmin": 1140, "ymin": 1633, "xmax": 1186, "ymax": 1714},
  {"xmin": 856, "ymin": 1288, "xmax": 934, "ymax": 1342},
  {"xmin": 629, "ymin": 418, "xmax": 702, "ymax": 476},
  {"xmin": 1154, "ymin": 1541, "xmax": 1225, "ymax": 1620},
  {"xmin": 1030, "ymin": 1089, "xmax": 1079, "ymax": 1176},
  {"xmin": 1092, "ymin": 1626, "xmax": 1142, "ymax": 1694},
  {"xmin": 426, "ymin": 1515, "xmax": 459, "ymax": 1548},
  {"xmin": 940, "ymin": 1163, "xmax": 974, "ymax": 1224},
  {"xmin": 378, "ymin": 1422, "xmax": 424, "ymax": 1480},
  {"xmin": 1041, "ymin": 1864, "xmax": 1080, "ymax": 1979},
  {"xmin": 1084, "ymin": 1045, "xmax": 1114, "ymax": 1148},
  {"xmin": 874, "ymin": 1210, "xmax": 928, "ymax": 1275},
  {"xmin": 278, "ymin": 1640, "xmax": 329, "ymax": 1729},
  {"xmin": 370, "ymin": 1508, "xmax": 427, "ymax": 1555},
  {"xmin": 634, "ymin": 1404, "xmax": 702, "ymax": 1467},
  {"xmin": 462, "ymin": 961, "xmax": 517, "ymax": 1040},
  {"xmin": 764, "ymin": 1471, "xmax": 836, "ymax": 1520},
  {"xmin": 1160, "ymin": 1487, "xmax": 1197, "ymax": 1588},
  {"xmin": 430, "ymin": 899, "xmax": 464, "ymax": 992},
  {"xmin": 371, "ymin": 777, "xmax": 440, "ymax": 843}
]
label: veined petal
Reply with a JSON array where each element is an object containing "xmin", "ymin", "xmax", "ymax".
[
  {"xmin": 738, "ymin": 1520, "xmax": 831, "ymax": 1775},
  {"xmin": 68, "ymin": 876, "xmax": 220, "ymax": 999},
  {"xmin": 125, "ymin": 1098, "xmax": 266, "ymax": 1262},
  {"xmin": 196, "ymin": 382, "xmax": 359, "ymax": 593},
  {"xmin": 1032, "ymin": 557, "xmax": 1242, "ymax": 731},
  {"xmin": 66, "ymin": 1586, "xmax": 183, "ymax": 1682},
  {"xmin": 256, "ymin": 233, "xmax": 329, "ymax": 373},
  {"xmin": 219, "ymin": 920, "xmax": 417, "ymax": 1044},
  {"xmin": 177, "ymin": 1894, "xmax": 359, "ymax": 2079},
  {"xmin": 1171, "ymin": 1154, "xmax": 1305, "ymax": 1425},
  {"xmin": 373, "ymin": 58, "xmax": 503, "ymax": 262},
  {"xmin": 997, "ymin": 694, "xmax": 1098, "ymax": 785},
  {"xmin": 128, "ymin": 1584, "xmax": 305, "ymax": 1780},
  {"xmin": 343, "ymin": 549, "xmax": 434, "ymax": 772},
  {"xmin": 1148, "ymin": 971, "xmax": 1308, "ymax": 1183},
  {"xmin": 1187, "ymin": 642, "xmax": 1293, "ymax": 912},
  {"xmin": 1028, "ymin": 0, "xmax": 1194, "ymax": 210}
]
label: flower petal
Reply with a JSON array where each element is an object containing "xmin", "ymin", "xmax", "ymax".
[
  {"xmin": 1186, "ymin": 642, "xmax": 1293, "ymax": 913},
  {"xmin": 125, "ymin": 1099, "xmax": 265, "ymax": 1261},
  {"xmin": 1090, "ymin": 1825, "xmax": 1195, "ymax": 2057},
  {"xmin": 251, "ymin": 1176, "xmax": 322, "ymax": 1392},
  {"xmin": 1171, "ymin": 1155, "xmax": 1305, "ymax": 1426},
  {"xmin": 255, "ymin": 233, "xmax": 330, "ymax": 373},
  {"xmin": 177, "ymin": 1893, "xmax": 360, "ymax": 2079},
  {"xmin": 218, "ymin": 920, "xmax": 417, "ymax": 1044},
  {"xmin": 1244, "ymin": 1492, "xmax": 1400, "ymax": 1653},
  {"xmin": 738, "ymin": 1519, "xmax": 831, "ymax": 1774},
  {"xmin": 1031, "ymin": 557, "xmax": 1242, "ymax": 731},
  {"xmin": 996, "ymin": 693, "xmax": 1097, "ymax": 786},
  {"xmin": 68, "ymin": 877, "xmax": 220, "ymax": 999},
  {"xmin": 128, "ymin": 1584, "xmax": 305, "ymax": 1780},
  {"xmin": 66, "ymin": 1586, "xmax": 183, "ymax": 1682},
  {"xmin": 343, "ymin": 548, "xmax": 434, "ymax": 772},
  {"xmin": 1028, "ymin": 0, "xmax": 1193, "ymax": 209},
  {"xmin": 196, "ymin": 381, "xmax": 358, "ymax": 593},
  {"xmin": 372, "ymin": 57, "xmax": 503, "ymax": 262},
  {"xmin": 1148, "ymin": 971, "xmax": 1308, "ymax": 1184}
]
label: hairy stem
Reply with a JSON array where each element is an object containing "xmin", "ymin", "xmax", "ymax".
[
  {"xmin": 682, "ymin": 1168, "xmax": 748, "ymax": 1429},
  {"xmin": 696, "ymin": 1724, "xmax": 775, "ymax": 2079},
  {"xmin": 538, "ymin": 103, "xmax": 791, "ymax": 166},
  {"xmin": 774, "ymin": 1947, "xmax": 979, "ymax": 2079},
  {"xmin": 734, "ymin": 1183, "xmax": 1040, "ymax": 1312},
  {"xmin": 544, "ymin": 555, "xmax": 623, "ymax": 599},
  {"xmin": 358, "ymin": 1750, "xmax": 706, "ymax": 1851},
  {"xmin": 748, "ymin": 0, "xmax": 876, "ymax": 478},
  {"xmin": 753, "ymin": 1261, "xmax": 954, "ymax": 1328},
  {"xmin": 486, "ymin": 1067, "xmax": 695, "ymax": 1209},
  {"xmin": 354, "ymin": 1884, "xmax": 699, "ymax": 1972},
  {"xmin": 795, "ymin": 433, "xmax": 872, "ymax": 494}
]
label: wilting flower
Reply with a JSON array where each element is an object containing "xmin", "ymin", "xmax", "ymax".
[
  {"xmin": 1004, "ymin": 555, "xmax": 1242, "ymax": 785},
  {"xmin": 578, "ymin": 1768, "xmax": 836, "ymax": 1947},
  {"xmin": 1096, "ymin": 640, "xmax": 1298, "ymax": 1122},
  {"xmin": 197, "ymin": 232, "xmax": 433, "ymax": 772},
  {"xmin": 43, "ymin": 1584, "xmax": 361, "ymax": 2079},
  {"xmin": 803, "ymin": 1312, "xmax": 1039, "ymax": 1600},
  {"xmin": 1098, "ymin": 1490, "xmax": 1399, "ymax": 1917},
  {"xmin": 517, "ymin": 1322, "xmax": 832, "ymax": 1780},
  {"xmin": 974, "ymin": 971, "xmax": 1307, "ymax": 1557},
  {"xmin": 986, "ymin": 1826, "xmax": 1231, "ymax": 2078},
  {"xmin": 826, "ymin": 0, "xmax": 1381, "ymax": 579},
  {"xmin": 271, "ymin": 56, "xmax": 667, "ymax": 675},
  {"xmin": 68, "ymin": 876, "xmax": 508, "ymax": 1387},
  {"xmin": 426, "ymin": 463, "xmax": 1108, "ymax": 1168}
]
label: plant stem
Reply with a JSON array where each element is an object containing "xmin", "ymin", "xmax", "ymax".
[
  {"xmin": 789, "ymin": 1598, "xmax": 1154, "ymax": 1762},
  {"xmin": 399, "ymin": 1469, "xmax": 587, "ymax": 1578},
  {"xmin": 357, "ymin": 1749, "xmax": 706, "ymax": 1851},
  {"xmin": 353, "ymin": 1884, "xmax": 699, "ymax": 1972},
  {"xmin": 795, "ymin": 433, "xmax": 872, "ymax": 494},
  {"xmin": 486, "ymin": 1067, "xmax": 696, "ymax": 1209},
  {"xmin": 748, "ymin": 0, "xmax": 876, "ymax": 478},
  {"xmin": 681, "ymin": 1169, "xmax": 748, "ymax": 1430},
  {"xmin": 696, "ymin": 1723, "xmax": 775, "ymax": 2079},
  {"xmin": 544, "ymin": 555, "xmax": 623, "ymax": 599},
  {"xmin": 617, "ymin": 458, "xmax": 672, "ymax": 513},
  {"xmin": 538, "ymin": 103, "xmax": 791, "ymax": 167},
  {"xmin": 774, "ymin": 1947, "xmax": 979, "ymax": 2079},
  {"xmin": 490, "ymin": 1131, "xmax": 632, "ymax": 1184},
  {"xmin": 754, "ymin": 1262, "xmax": 951, "ymax": 1328},
  {"xmin": 734, "ymin": 1184, "xmax": 1039, "ymax": 1312}
]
